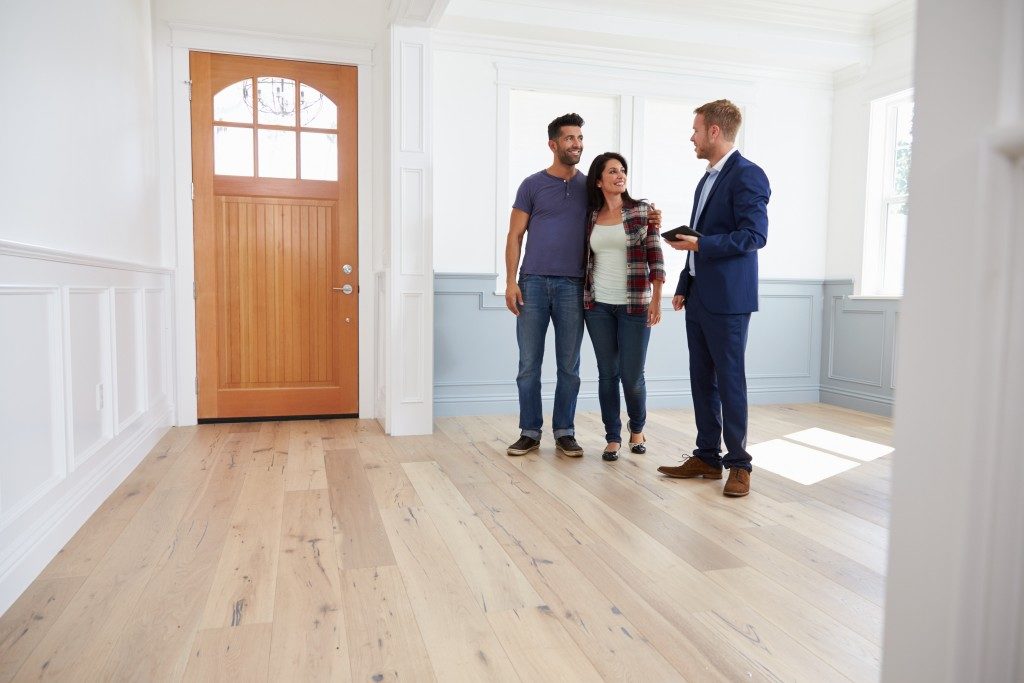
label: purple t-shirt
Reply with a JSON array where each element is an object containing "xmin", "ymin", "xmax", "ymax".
[{"xmin": 514, "ymin": 170, "xmax": 588, "ymax": 278}]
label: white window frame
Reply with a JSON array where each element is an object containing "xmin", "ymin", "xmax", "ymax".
[{"xmin": 863, "ymin": 88, "xmax": 913, "ymax": 296}]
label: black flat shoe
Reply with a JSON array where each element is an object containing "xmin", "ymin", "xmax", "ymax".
[
  {"xmin": 628, "ymin": 433, "xmax": 646, "ymax": 454},
  {"xmin": 602, "ymin": 448, "xmax": 619, "ymax": 462}
]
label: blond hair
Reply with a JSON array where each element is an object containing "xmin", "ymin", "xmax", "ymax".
[{"xmin": 694, "ymin": 100, "xmax": 742, "ymax": 141}]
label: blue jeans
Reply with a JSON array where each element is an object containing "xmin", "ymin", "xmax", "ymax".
[
  {"xmin": 584, "ymin": 302, "xmax": 651, "ymax": 443},
  {"xmin": 516, "ymin": 275, "xmax": 584, "ymax": 439}
]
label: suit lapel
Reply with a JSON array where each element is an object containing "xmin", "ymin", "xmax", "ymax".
[
  {"xmin": 690, "ymin": 173, "xmax": 708, "ymax": 226},
  {"xmin": 696, "ymin": 151, "xmax": 742, "ymax": 227}
]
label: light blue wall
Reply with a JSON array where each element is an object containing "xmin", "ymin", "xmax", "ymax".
[
  {"xmin": 434, "ymin": 273, "xmax": 847, "ymax": 417},
  {"xmin": 819, "ymin": 280, "xmax": 899, "ymax": 415}
]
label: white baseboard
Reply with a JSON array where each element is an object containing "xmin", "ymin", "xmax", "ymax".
[{"xmin": 0, "ymin": 404, "xmax": 173, "ymax": 616}]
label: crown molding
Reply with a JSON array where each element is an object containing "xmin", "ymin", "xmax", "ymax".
[
  {"xmin": 445, "ymin": 0, "xmax": 873, "ymax": 37},
  {"xmin": 873, "ymin": 0, "xmax": 916, "ymax": 45},
  {"xmin": 388, "ymin": 0, "xmax": 452, "ymax": 26},
  {"xmin": 432, "ymin": 28, "xmax": 837, "ymax": 89}
]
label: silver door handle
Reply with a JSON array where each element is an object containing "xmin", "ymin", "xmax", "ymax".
[{"xmin": 333, "ymin": 284, "xmax": 354, "ymax": 294}]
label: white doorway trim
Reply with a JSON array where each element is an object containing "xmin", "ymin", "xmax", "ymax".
[{"xmin": 163, "ymin": 23, "xmax": 376, "ymax": 424}]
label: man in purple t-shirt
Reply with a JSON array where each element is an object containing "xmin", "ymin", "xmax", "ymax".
[{"xmin": 503, "ymin": 113, "xmax": 590, "ymax": 458}]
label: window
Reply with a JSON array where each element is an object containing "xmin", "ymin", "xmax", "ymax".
[
  {"xmin": 864, "ymin": 90, "xmax": 913, "ymax": 295},
  {"xmin": 212, "ymin": 77, "xmax": 339, "ymax": 181}
]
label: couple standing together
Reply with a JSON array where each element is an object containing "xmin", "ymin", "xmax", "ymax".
[{"xmin": 504, "ymin": 99, "xmax": 770, "ymax": 498}]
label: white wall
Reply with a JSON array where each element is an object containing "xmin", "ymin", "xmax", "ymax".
[
  {"xmin": 0, "ymin": 0, "xmax": 162, "ymax": 265},
  {"xmin": 151, "ymin": 0, "xmax": 383, "ymax": 40},
  {"xmin": 882, "ymin": 0, "xmax": 1024, "ymax": 678},
  {"xmin": 825, "ymin": 30, "xmax": 915, "ymax": 286},
  {"xmin": 430, "ymin": 36, "xmax": 835, "ymax": 282},
  {"xmin": 0, "ymin": 0, "xmax": 174, "ymax": 616}
]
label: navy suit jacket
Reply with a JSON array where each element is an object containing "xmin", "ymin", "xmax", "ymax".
[{"xmin": 675, "ymin": 151, "xmax": 770, "ymax": 314}]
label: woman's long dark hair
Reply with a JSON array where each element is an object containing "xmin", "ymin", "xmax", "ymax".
[{"xmin": 586, "ymin": 152, "xmax": 638, "ymax": 211}]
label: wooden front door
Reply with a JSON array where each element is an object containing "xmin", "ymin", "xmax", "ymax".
[{"xmin": 190, "ymin": 52, "xmax": 358, "ymax": 419}]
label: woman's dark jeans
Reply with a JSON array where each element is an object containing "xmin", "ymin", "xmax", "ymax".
[{"xmin": 584, "ymin": 302, "xmax": 651, "ymax": 444}]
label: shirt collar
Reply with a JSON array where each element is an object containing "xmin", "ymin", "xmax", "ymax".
[{"xmin": 706, "ymin": 147, "xmax": 738, "ymax": 175}]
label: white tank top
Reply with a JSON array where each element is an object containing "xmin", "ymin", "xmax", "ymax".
[{"xmin": 590, "ymin": 223, "xmax": 628, "ymax": 305}]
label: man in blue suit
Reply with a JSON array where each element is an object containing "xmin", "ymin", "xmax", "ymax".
[{"xmin": 657, "ymin": 99, "xmax": 770, "ymax": 497}]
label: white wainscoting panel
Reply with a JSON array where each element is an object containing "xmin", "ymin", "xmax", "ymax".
[
  {"xmin": 0, "ymin": 288, "xmax": 64, "ymax": 527},
  {"xmin": 402, "ymin": 292, "xmax": 424, "ymax": 403},
  {"xmin": 114, "ymin": 289, "xmax": 143, "ymax": 432},
  {"xmin": 145, "ymin": 288, "xmax": 166, "ymax": 406},
  {"xmin": 400, "ymin": 169, "xmax": 425, "ymax": 276},
  {"xmin": 0, "ymin": 242, "xmax": 173, "ymax": 616},
  {"xmin": 68, "ymin": 288, "xmax": 113, "ymax": 468}
]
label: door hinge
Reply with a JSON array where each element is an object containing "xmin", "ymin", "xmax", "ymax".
[
  {"xmin": 185, "ymin": 79, "xmax": 192, "ymax": 101},
  {"xmin": 192, "ymin": 281, "xmax": 197, "ymax": 300},
  {"xmin": 195, "ymin": 376, "xmax": 199, "ymax": 395}
]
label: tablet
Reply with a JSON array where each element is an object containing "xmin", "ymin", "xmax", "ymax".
[{"xmin": 661, "ymin": 225, "xmax": 702, "ymax": 240}]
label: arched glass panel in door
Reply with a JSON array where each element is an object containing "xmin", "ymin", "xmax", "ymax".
[{"xmin": 212, "ymin": 77, "xmax": 338, "ymax": 181}]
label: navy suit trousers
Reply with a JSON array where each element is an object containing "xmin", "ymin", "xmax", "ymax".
[{"xmin": 684, "ymin": 278, "xmax": 752, "ymax": 471}]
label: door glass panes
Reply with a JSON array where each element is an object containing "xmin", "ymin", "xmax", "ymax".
[
  {"xmin": 257, "ymin": 77, "xmax": 296, "ymax": 126},
  {"xmin": 258, "ymin": 129, "xmax": 296, "ymax": 178},
  {"xmin": 213, "ymin": 76, "xmax": 338, "ymax": 180},
  {"xmin": 214, "ymin": 126, "xmax": 254, "ymax": 176},
  {"xmin": 301, "ymin": 132, "xmax": 338, "ymax": 181},
  {"xmin": 213, "ymin": 80, "xmax": 253, "ymax": 123},
  {"xmin": 299, "ymin": 84, "xmax": 337, "ymax": 129}
]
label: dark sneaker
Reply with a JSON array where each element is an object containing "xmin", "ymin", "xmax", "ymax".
[
  {"xmin": 555, "ymin": 435, "xmax": 584, "ymax": 457},
  {"xmin": 507, "ymin": 436, "xmax": 540, "ymax": 456}
]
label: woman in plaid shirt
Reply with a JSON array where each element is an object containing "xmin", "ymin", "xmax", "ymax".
[{"xmin": 583, "ymin": 152, "xmax": 666, "ymax": 461}]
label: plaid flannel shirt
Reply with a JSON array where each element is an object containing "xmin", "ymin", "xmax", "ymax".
[{"xmin": 584, "ymin": 200, "xmax": 666, "ymax": 315}]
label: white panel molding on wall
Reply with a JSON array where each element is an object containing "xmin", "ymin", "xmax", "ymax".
[
  {"xmin": 384, "ymin": 25, "xmax": 434, "ymax": 435},
  {"xmin": 0, "ymin": 241, "xmax": 173, "ymax": 616},
  {"xmin": 0, "ymin": 286, "xmax": 65, "ymax": 530}
]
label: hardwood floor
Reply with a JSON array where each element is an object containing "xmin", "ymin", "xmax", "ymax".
[{"xmin": 0, "ymin": 404, "xmax": 891, "ymax": 682}]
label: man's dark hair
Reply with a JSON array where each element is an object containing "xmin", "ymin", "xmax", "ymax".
[{"xmin": 548, "ymin": 113, "xmax": 585, "ymax": 140}]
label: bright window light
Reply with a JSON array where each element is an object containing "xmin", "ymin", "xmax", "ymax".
[
  {"xmin": 748, "ymin": 439, "xmax": 860, "ymax": 485},
  {"xmin": 784, "ymin": 428, "xmax": 894, "ymax": 462}
]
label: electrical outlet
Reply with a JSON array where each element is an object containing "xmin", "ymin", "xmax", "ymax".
[{"xmin": 96, "ymin": 383, "xmax": 104, "ymax": 410}]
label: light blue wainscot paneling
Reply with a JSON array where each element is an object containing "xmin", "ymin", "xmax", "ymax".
[
  {"xmin": 819, "ymin": 280, "xmax": 899, "ymax": 416},
  {"xmin": 434, "ymin": 273, "xmax": 824, "ymax": 417}
]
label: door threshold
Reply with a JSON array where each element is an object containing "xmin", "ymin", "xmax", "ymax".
[{"xmin": 198, "ymin": 413, "xmax": 358, "ymax": 424}]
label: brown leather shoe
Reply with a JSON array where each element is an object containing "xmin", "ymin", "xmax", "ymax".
[
  {"xmin": 723, "ymin": 468, "xmax": 750, "ymax": 497},
  {"xmin": 657, "ymin": 456, "xmax": 723, "ymax": 479}
]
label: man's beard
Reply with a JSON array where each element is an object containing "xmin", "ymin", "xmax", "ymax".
[{"xmin": 558, "ymin": 150, "xmax": 581, "ymax": 166}]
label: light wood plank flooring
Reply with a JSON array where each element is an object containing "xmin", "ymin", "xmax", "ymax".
[{"xmin": 0, "ymin": 404, "xmax": 891, "ymax": 682}]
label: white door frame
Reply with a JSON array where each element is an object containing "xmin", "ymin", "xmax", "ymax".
[{"xmin": 164, "ymin": 23, "xmax": 376, "ymax": 424}]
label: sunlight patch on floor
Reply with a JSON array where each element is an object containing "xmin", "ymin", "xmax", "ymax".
[
  {"xmin": 784, "ymin": 427, "xmax": 894, "ymax": 462},
  {"xmin": 750, "ymin": 439, "xmax": 860, "ymax": 485},
  {"xmin": 749, "ymin": 428, "xmax": 893, "ymax": 485}
]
